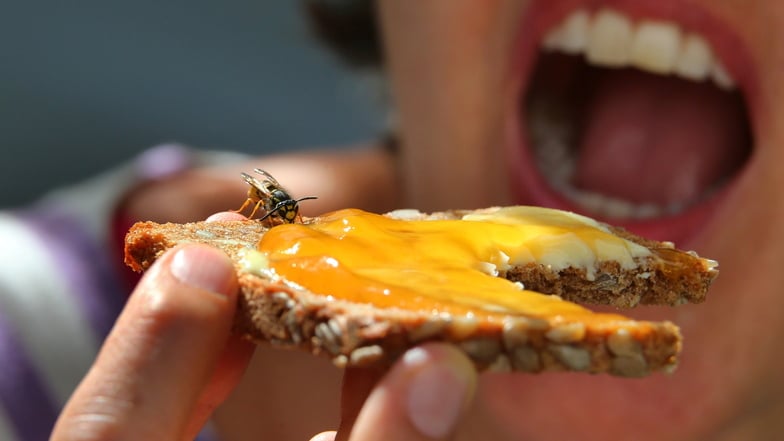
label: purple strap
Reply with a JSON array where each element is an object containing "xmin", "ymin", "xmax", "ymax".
[
  {"xmin": 14, "ymin": 205, "xmax": 126, "ymax": 340},
  {"xmin": 0, "ymin": 306, "xmax": 59, "ymax": 441}
]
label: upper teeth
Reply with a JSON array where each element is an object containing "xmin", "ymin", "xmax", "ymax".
[{"xmin": 542, "ymin": 8, "xmax": 735, "ymax": 90}]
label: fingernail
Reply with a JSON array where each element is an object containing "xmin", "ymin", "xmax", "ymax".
[
  {"xmin": 405, "ymin": 346, "xmax": 477, "ymax": 438},
  {"xmin": 170, "ymin": 246, "xmax": 235, "ymax": 296}
]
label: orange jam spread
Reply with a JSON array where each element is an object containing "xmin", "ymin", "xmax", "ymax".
[{"xmin": 255, "ymin": 207, "xmax": 651, "ymax": 323}]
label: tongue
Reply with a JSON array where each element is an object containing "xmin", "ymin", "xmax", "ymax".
[{"xmin": 573, "ymin": 69, "xmax": 749, "ymax": 206}]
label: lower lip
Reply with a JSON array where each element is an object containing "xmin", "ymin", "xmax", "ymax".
[{"xmin": 504, "ymin": 0, "xmax": 758, "ymax": 247}]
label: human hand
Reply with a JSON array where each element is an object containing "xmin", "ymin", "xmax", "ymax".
[
  {"xmin": 313, "ymin": 344, "xmax": 478, "ymax": 441},
  {"xmin": 54, "ymin": 208, "xmax": 476, "ymax": 441},
  {"xmin": 51, "ymin": 215, "xmax": 254, "ymax": 440}
]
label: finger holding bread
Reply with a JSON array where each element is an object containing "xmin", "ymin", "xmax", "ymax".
[
  {"xmin": 307, "ymin": 344, "xmax": 477, "ymax": 441},
  {"xmin": 52, "ymin": 244, "xmax": 251, "ymax": 441},
  {"xmin": 338, "ymin": 343, "xmax": 477, "ymax": 441}
]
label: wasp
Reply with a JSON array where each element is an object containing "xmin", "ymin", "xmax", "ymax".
[{"xmin": 234, "ymin": 168, "xmax": 317, "ymax": 223}]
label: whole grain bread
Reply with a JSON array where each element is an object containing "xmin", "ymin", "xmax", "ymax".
[{"xmin": 124, "ymin": 208, "xmax": 718, "ymax": 377}]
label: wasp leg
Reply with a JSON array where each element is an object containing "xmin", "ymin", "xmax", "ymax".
[
  {"xmin": 232, "ymin": 198, "xmax": 253, "ymax": 214},
  {"xmin": 247, "ymin": 201, "xmax": 265, "ymax": 219}
]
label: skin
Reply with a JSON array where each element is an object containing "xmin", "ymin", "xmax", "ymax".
[{"xmin": 52, "ymin": 0, "xmax": 784, "ymax": 439}]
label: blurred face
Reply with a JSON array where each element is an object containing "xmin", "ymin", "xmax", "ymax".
[{"xmin": 380, "ymin": 0, "xmax": 784, "ymax": 439}]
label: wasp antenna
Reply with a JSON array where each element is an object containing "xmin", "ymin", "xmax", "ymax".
[
  {"xmin": 296, "ymin": 196, "xmax": 318, "ymax": 202},
  {"xmin": 258, "ymin": 207, "xmax": 280, "ymax": 222},
  {"xmin": 258, "ymin": 199, "xmax": 292, "ymax": 223}
]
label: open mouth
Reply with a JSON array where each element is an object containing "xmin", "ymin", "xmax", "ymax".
[{"xmin": 509, "ymin": 4, "xmax": 755, "ymax": 246}]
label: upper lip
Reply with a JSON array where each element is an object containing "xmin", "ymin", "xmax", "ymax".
[{"xmin": 507, "ymin": 0, "xmax": 758, "ymax": 247}]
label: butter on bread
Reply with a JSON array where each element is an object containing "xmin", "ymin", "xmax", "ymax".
[{"xmin": 124, "ymin": 206, "xmax": 718, "ymax": 377}]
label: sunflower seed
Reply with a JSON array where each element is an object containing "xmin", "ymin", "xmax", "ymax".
[
  {"xmin": 502, "ymin": 316, "xmax": 546, "ymax": 349},
  {"xmin": 611, "ymin": 354, "xmax": 649, "ymax": 377},
  {"xmin": 606, "ymin": 328, "xmax": 642, "ymax": 357},
  {"xmin": 349, "ymin": 345, "xmax": 385, "ymax": 367},
  {"xmin": 488, "ymin": 354, "xmax": 512, "ymax": 372},
  {"xmin": 549, "ymin": 345, "xmax": 590, "ymax": 371},
  {"xmin": 459, "ymin": 338, "xmax": 502, "ymax": 364},
  {"xmin": 509, "ymin": 345, "xmax": 541, "ymax": 372},
  {"xmin": 284, "ymin": 309, "xmax": 302, "ymax": 344},
  {"xmin": 449, "ymin": 314, "xmax": 479, "ymax": 339},
  {"xmin": 314, "ymin": 321, "xmax": 342, "ymax": 355},
  {"xmin": 332, "ymin": 354, "xmax": 348, "ymax": 368},
  {"xmin": 409, "ymin": 317, "xmax": 449, "ymax": 342},
  {"xmin": 271, "ymin": 291, "xmax": 292, "ymax": 305},
  {"xmin": 545, "ymin": 322, "xmax": 586, "ymax": 343}
]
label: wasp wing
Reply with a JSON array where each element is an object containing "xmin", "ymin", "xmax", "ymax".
[
  {"xmin": 253, "ymin": 168, "xmax": 283, "ymax": 187},
  {"xmin": 241, "ymin": 172, "xmax": 272, "ymax": 197}
]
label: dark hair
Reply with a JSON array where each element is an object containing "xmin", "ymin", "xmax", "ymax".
[{"xmin": 303, "ymin": 0, "xmax": 382, "ymax": 68}]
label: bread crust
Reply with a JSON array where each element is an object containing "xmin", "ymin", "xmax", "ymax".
[{"xmin": 124, "ymin": 210, "xmax": 717, "ymax": 377}]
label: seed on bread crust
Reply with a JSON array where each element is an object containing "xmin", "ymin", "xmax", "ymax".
[
  {"xmin": 607, "ymin": 328, "xmax": 643, "ymax": 357},
  {"xmin": 545, "ymin": 322, "xmax": 587, "ymax": 343},
  {"xmin": 408, "ymin": 316, "xmax": 451, "ymax": 342},
  {"xmin": 314, "ymin": 321, "xmax": 343, "ymax": 356},
  {"xmin": 502, "ymin": 316, "xmax": 549, "ymax": 349},
  {"xmin": 349, "ymin": 345, "xmax": 385, "ymax": 367},
  {"xmin": 502, "ymin": 318, "xmax": 530, "ymax": 348},
  {"xmin": 488, "ymin": 354, "xmax": 512, "ymax": 372},
  {"xmin": 449, "ymin": 315, "xmax": 479, "ymax": 339},
  {"xmin": 548, "ymin": 345, "xmax": 591, "ymax": 371},
  {"xmin": 284, "ymin": 308, "xmax": 303, "ymax": 344},
  {"xmin": 459, "ymin": 337, "xmax": 503, "ymax": 366},
  {"xmin": 612, "ymin": 354, "xmax": 650, "ymax": 377},
  {"xmin": 509, "ymin": 345, "xmax": 541, "ymax": 372}
]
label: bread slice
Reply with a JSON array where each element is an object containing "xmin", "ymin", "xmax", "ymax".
[{"xmin": 124, "ymin": 207, "xmax": 718, "ymax": 377}]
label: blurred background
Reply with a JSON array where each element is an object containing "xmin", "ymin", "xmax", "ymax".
[{"xmin": 0, "ymin": 0, "xmax": 385, "ymax": 207}]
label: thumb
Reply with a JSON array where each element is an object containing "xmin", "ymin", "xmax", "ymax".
[
  {"xmin": 342, "ymin": 343, "xmax": 478, "ymax": 441},
  {"xmin": 52, "ymin": 244, "xmax": 250, "ymax": 441}
]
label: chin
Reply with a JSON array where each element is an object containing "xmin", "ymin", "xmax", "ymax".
[{"xmin": 478, "ymin": 0, "xmax": 781, "ymax": 439}]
